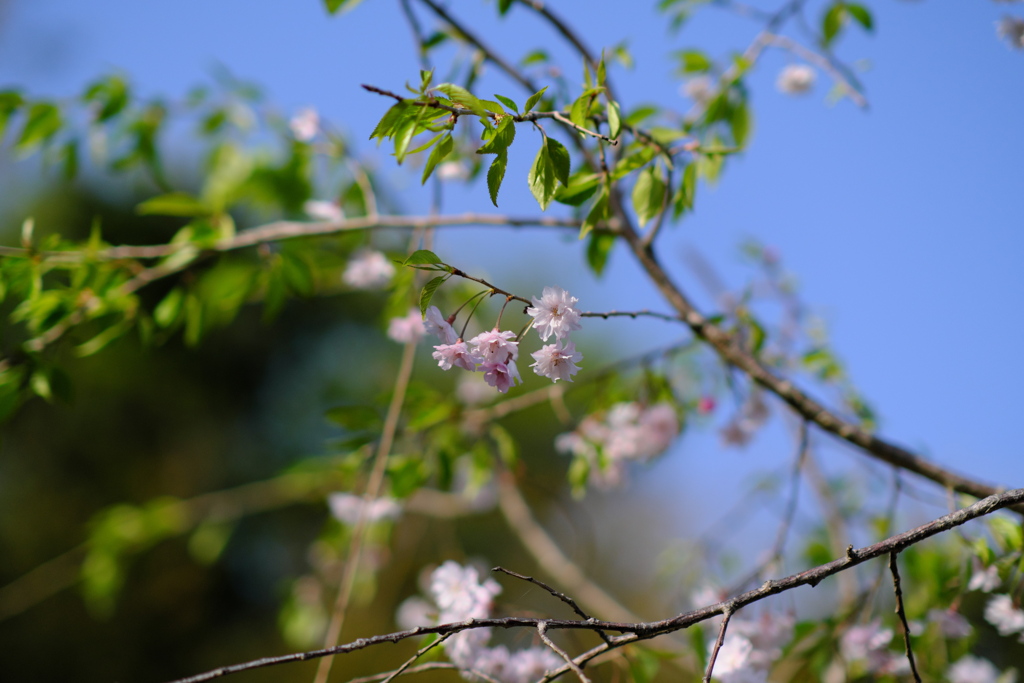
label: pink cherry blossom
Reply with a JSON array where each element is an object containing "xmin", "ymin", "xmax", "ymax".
[
  {"xmin": 530, "ymin": 340, "xmax": 582, "ymax": 382},
  {"xmin": 424, "ymin": 305, "xmax": 458, "ymax": 345},
  {"xmin": 469, "ymin": 329, "xmax": 519, "ymax": 364},
  {"xmin": 527, "ymin": 286, "xmax": 582, "ymax": 341},
  {"xmin": 387, "ymin": 308, "xmax": 426, "ymax": 344},
  {"xmin": 984, "ymin": 594, "xmax": 1024, "ymax": 636},
  {"xmin": 481, "ymin": 360, "xmax": 521, "ymax": 394},
  {"xmin": 432, "ymin": 341, "xmax": 479, "ymax": 371}
]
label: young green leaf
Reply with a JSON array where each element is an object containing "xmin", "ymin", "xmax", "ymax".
[
  {"xmin": 422, "ymin": 133, "xmax": 454, "ymax": 184},
  {"xmin": 16, "ymin": 102, "xmax": 61, "ymax": 154},
  {"xmin": 528, "ymin": 141, "xmax": 557, "ymax": 210},
  {"xmin": 369, "ymin": 101, "xmax": 410, "ymax": 140},
  {"xmin": 554, "ymin": 173, "xmax": 600, "ymax": 206},
  {"xmin": 676, "ymin": 50, "xmax": 712, "ymax": 74},
  {"xmin": 673, "ymin": 161, "xmax": 697, "ymax": 218},
  {"xmin": 585, "ymin": 231, "xmax": 616, "ymax": 277},
  {"xmin": 632, "ymin": 165, "xmax": 666, "ymax": 227},
  {"xmin": 493, "ymin": 94, "xmax": 519, "ymax": 115},
  {"xmin": 136, "ymin": 192, "xmax": 211, "ymax": 218},
  {"xmin": 569, "ymin": 93, "xmax": 591, "ymax": 133},
  {"xmin": 545, "ymin": 137, "xmax": 570, "ymax": 186},
  {"xmin": 523, "ymin": 85, "xmax": 548, "ymax": 113},
  {"xmin": 606, "ymin": 100, "xmax": 622, "ymax": 140},
  {"xmin": 0, "ymin": 90, "xmax": 24, "ymax": 142},
  {"xmin": 822, "ymin": 3, "xmax": 845, "ymax": 47},
  {"xmin": 420, "ymin": 275, "xmax": 449, "ymax": 315},
  {"xmin": 497, "ymin": 0, "xmax": 514, "ymax": 15},
  {"xmin": 845, "ymin": 3, "xmax": 873, "ymax": 31},
  {"xmin": 404, "ymin": 249, "xmax": 447, "ymax": 267},
  {"xmin": 323, "ymin": 0, "xmax": 364, "ymax": 15},
  {"xmin": 477, "ymin": 116, "xmax": 515, "ymax": 155},
  {"xmin": 580, "ymin": 187, "xmax": 609, "ymax": 239},
  {"xmin": 487, "ymin": 151, "xmax": 508, "ymax": 207},
  {"xmin": 435, "ymin": 83, "xmax": 486, "ymax": 117}
]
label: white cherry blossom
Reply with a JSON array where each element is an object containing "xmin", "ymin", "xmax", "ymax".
[
  {"xmin": 343, "ymin": 248, "xmax": 395, "ymax": 289},
  {"xmin": 984, "ymin": 594, "xmax": 1024, "ymax": 636},
  {"xmin": 289, "ymin": 107, "xmax": 319, "ymax": 141},
  {"xmin": 328, "ymin": 493, "xmax": 401, "ymax": 525},
  {"xmin": 948, "ymin": 655, "xmax": 1000, "ymax": 683},
  {"xmin": 776, "ymin": 64, "xmax": 815, "ymax": 95},
  {"xmin": 527, "ymin": 286, "xmax": 582, "ymax": 341},
  {"xmin": 530, "ymin": 341, "xmax": 582, "ymax": 382},
  {"xmin": 303, "ymin": 199, "xmax": 343, "ymax": 222}
]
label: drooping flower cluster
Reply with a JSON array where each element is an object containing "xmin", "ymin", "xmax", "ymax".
[
  {"xmin": 556, "ymin": 402, "xmax": 680, "ymax": 488},
  {"xmin": 422, "ymin": 286, "xmax": 582, "ymax": 394},
  {"xmin": 396, "ymin": 561, "xmax": 562, "ymax": 683}
]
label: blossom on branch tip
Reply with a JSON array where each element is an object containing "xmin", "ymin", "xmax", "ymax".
[
  {"xmin": 424, "ymin": 305, "xmax": 459, "ymax": 345},
  {"xmin": 433, "ymin": 341, "xmax": 480, "ymax": 371},
  {"xmin": 343, "ymin": 248, "xmax": 395, "ymax": 289},
  {"xmin": 388, "ymin": 308, "xmax": 426, "ymax": 344},
  {"xmin": 527, "ymin": 286, "xmax": 582, "ymax": 341},
  {"xmin": 530, "ymin": 340, "xmax": 582, "ymax": 382}
]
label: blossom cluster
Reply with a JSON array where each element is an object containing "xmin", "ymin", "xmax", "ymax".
[
  {"xmin": 397, "ymin": 561, "xmax": 561, "ymax": 683},
  {"xmin": 422, "ymin": 285, "xmax": 583, "ymax": 394},
  {"xmin": 709, "ymin": 611, "xmax": 795, "ymax": 683},
  {"xmin": 556, "ymin": 402, "xmax": 679, "ymax": 488}
]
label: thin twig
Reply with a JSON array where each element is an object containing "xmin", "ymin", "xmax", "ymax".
[
  {"xmin": 346, "ymin": 662, "xmax": 458, "ymax": 683},
  {"xmin": 160, "ymin": 488, "xmax": 1024, "ymax": 683},
  {"xmin": 702, "ymin": 605, "xmax": 734, "ymax": 683},
  {"xmin": 888, "ymin": 551, "xmax": 922, "ymax": 682},
  {"xmin": 538, "ymin": 621, "xmax": 591, "ymax": 683},
  {"xmin": 492, "ymin": 567, "xmax": 594, "ymax": 623},
  {"xmin": 314, "ymin": 339, "xmax": 418, "ymax": 683},
  {"xmin": 379, "ymin": 632, "xmax": 452, "ymax": 683}
]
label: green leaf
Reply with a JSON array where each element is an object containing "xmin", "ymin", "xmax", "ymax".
[
  {"xmin": 569, "ymin": 92, "xmax": 591, "ymax": 132},
  {"xmin": 422, "ymin": 133, "xmax": 453, "ymax": 184},
  {"xmin": 76, "ymin": 321, "xmax": 130, "ymax": 357},
  {"xmin": 823, "ymin": 3, "xmax": 845, "ymax": 47},
  {"xmin": 405, "ymin": 131, "xmax": 444, "ymax": 156},
  {"xmin": 545, "ymin": 137, "xmax": 570, "ymax": 186},
  {"xmin": 631, "ymin": 165, "xmax": 666, "ymax": 228},
  {"xmin": 730, "ymin": 101, "xmax": 751, "ymax": 148},
  {"xmin": 845, "ymin": 3, "xmax": 873, "ymax": 31},
  {"xmin": 479, "ymin": 99, "xmax": 506, "ymax": 115},
  {"xmin": 83, "ymin": 75, "xmax": 130, "ymax": 122},
  {"xmin": 523, "ymin": 86, "xmax": 548, "ymax": 114},
  {"xmin": 435, "ymin": 83, "xmax": 486, "ymax": 117},
  {"xmin": 324, "ymin": 0, "xmax": 364, "ymax": 14},
  {"xmin": 370, "ymin": 101, "xmax": 411, "ymax": 140},
  {"xmin": 676, "ymin": 50, "xmax": 712, "ymax": 74},
  {"xmin": 497, "ymin": 0, "xmax": 514, "ymax": 15},
  {"xmin": 16, "ymin": 102, "xmax": 61, "ymax": 154},
  {"xmin": 493, "ymin": 94, "xmax": 519, "ymax": 115},
  {"xmin": 487, "ymin": 151, "xmax": 508, "ymax": 207},
  {"xmin": 154, "ymin": 287, "xmax": 185, "ymax": 328},
  {"xmin": 673, "ymin": 162, "xmax": 697, "ymax": 218},
  {"xmin": 477, "ymin": 116, "xmax": 515, "ymax": 155},
  {"xmin": 580, "ymin": 187, "xmax": 609, "ymax": 239},
  {"xmin": 554, "ymin": 173, "xmax": 600, "ymax": 206},
  {"xmin": 607, "ymin": 100, "xmax": 622, "ymax": 140},
  {"xmin": 527, "ymin": 140, "xmax": 557, "ymax": 210},
  {"xmin": 419, "ymin": 275, "xmax": 448, "ymax": 315},
  {"xmin": 585, "ymin": 232, "xmax": 616, "ymax": 277},
  {"xmin": 136, "ymin": 192, "xmax": 211, "ymax": 217},
  {"xmin": 597, "ymin": 53, "xmax": 607, "ymax": 86},
  {"xmin": 404, "ymin": 249, "xmax": 446, "ymax": 267},
  {"xmin": 0, "ymin": 90, "xmax": 24, "ymax": 141}
]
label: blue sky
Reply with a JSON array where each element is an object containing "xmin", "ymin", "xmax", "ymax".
[{"xmin": 0, "ymin": 0, "xmax": 1021, "ymax": 576}]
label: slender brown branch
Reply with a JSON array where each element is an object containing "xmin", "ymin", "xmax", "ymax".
[
  {"xmin": 416, "ymin": 0, "xmax": 538, "ymax": 94},
  {"xmin": 615, "ymin": 219, "xmax": 1017, "ymax": 510},
  {"xmin": 346, "ymin": 662, "xmax": 459, "ymax": 683},
  {"xmin": 379, "ymin": 632, "xmax": 452, "ymax": 683},
  {"xmin": 579, "ymin": 309, "xmax": 679, "ymax": 322},
  {"xmin": 702, "ymin": 605, "xmax": 734, "ymax": 683},
  {"xmin": 888, "ymin": 552, "xmax": 922, "ymax": 682},
  {"xmin": 538, "ymin": 622, "xmax": 591, "ymax": 683},
  {"xmin": 162, "ymin": 488, "xmax": 1024, "ymax": 683}
]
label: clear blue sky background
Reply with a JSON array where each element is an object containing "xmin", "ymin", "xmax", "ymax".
[{"xmin": 0, "ymin": 0, "xmax": 1021, "ymax": 585}]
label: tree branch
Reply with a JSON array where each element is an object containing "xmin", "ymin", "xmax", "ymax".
[{"xmin": 162, "ymin": 488, "xmax": 1024, "ymax": 683}]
